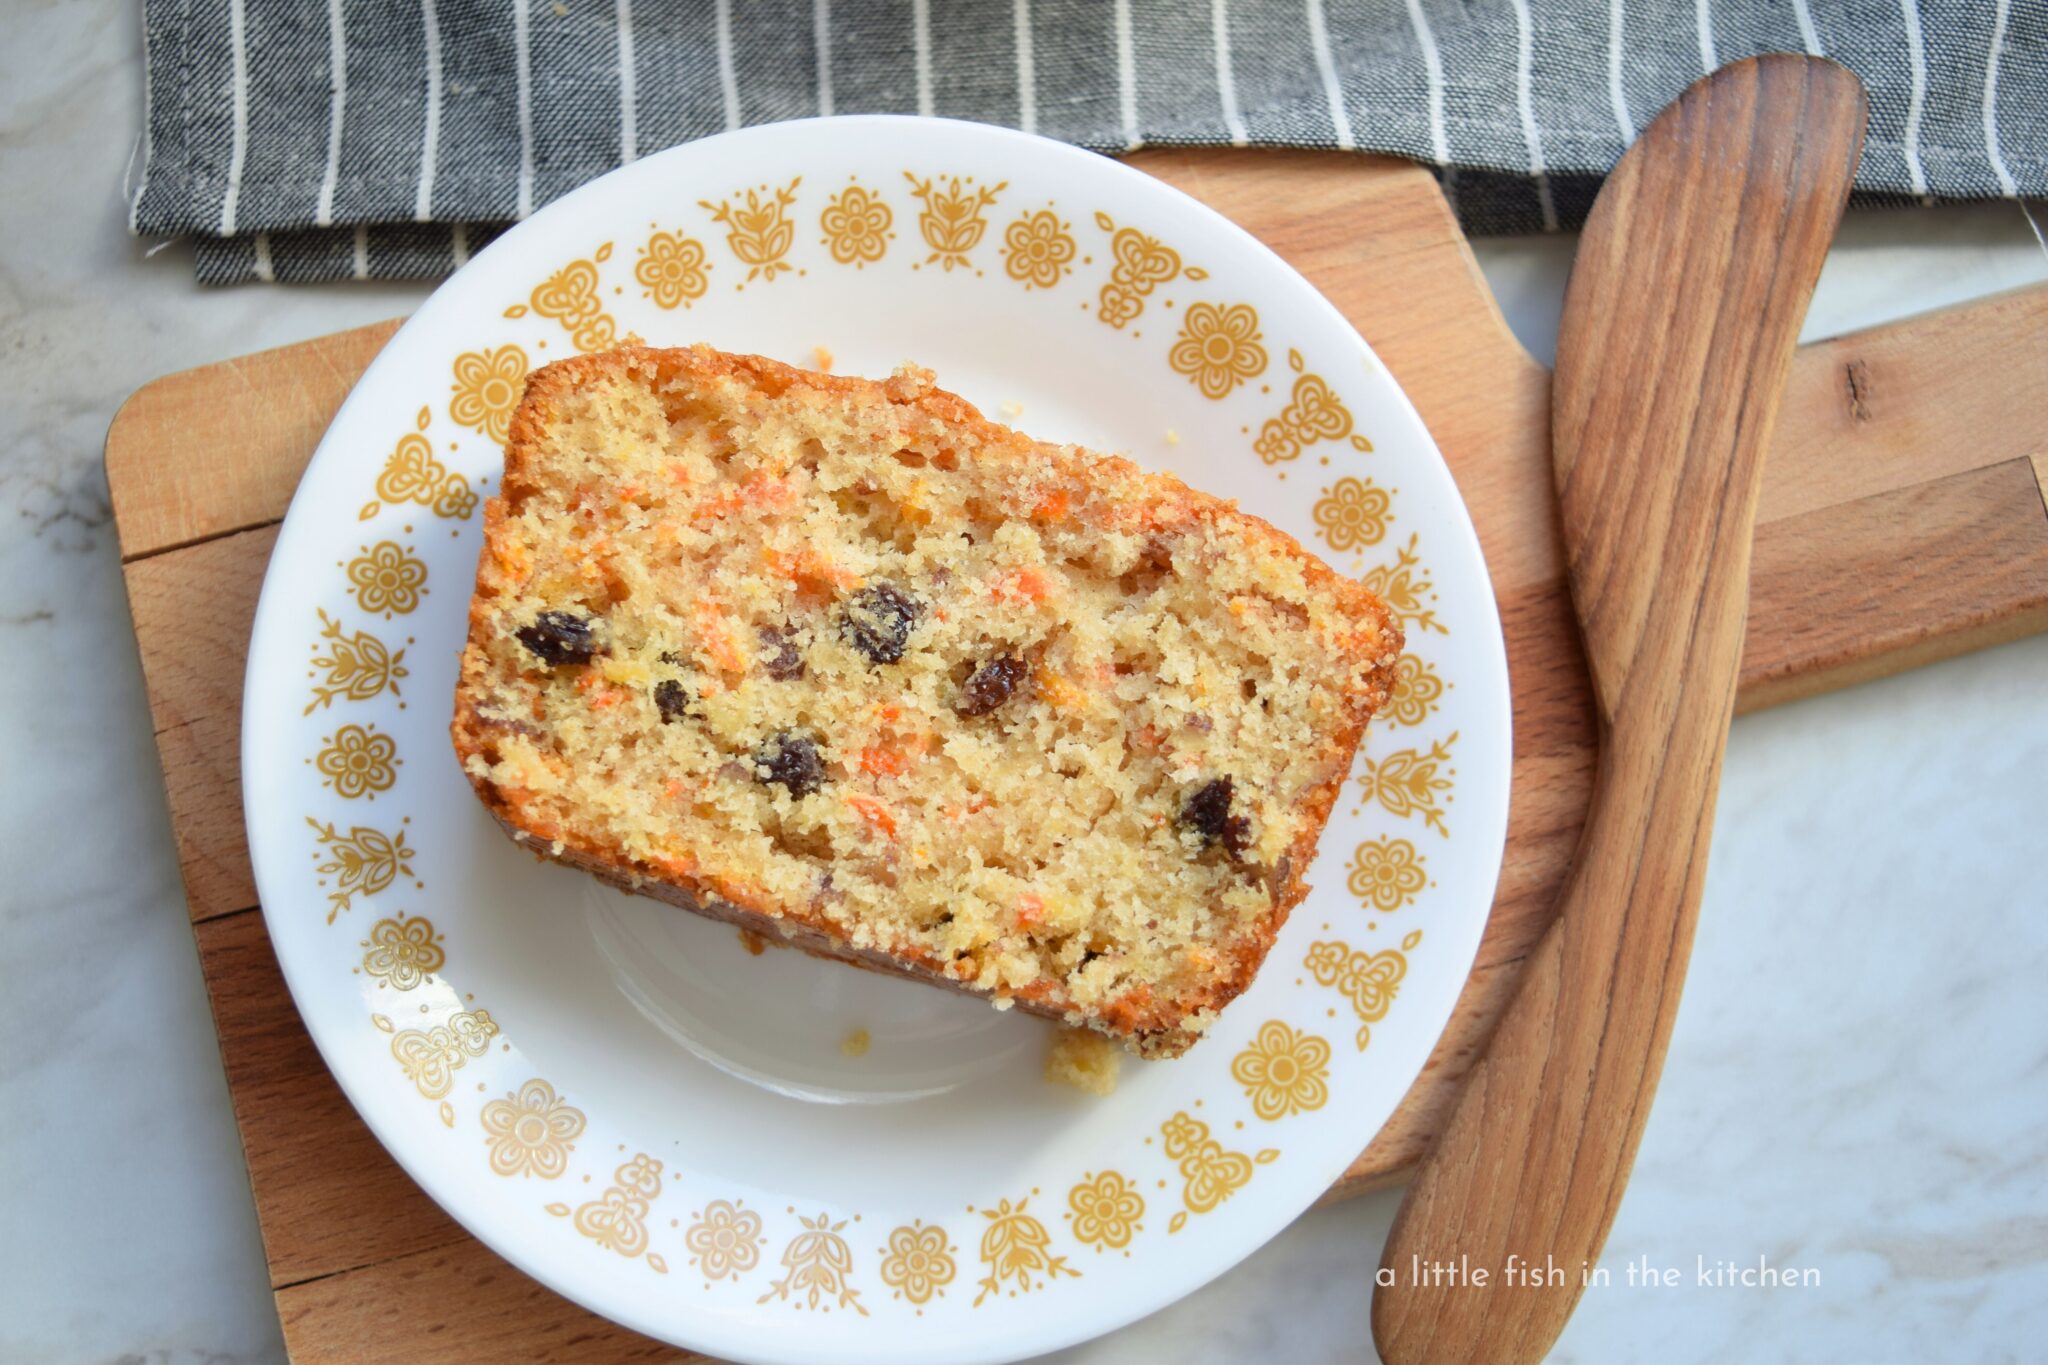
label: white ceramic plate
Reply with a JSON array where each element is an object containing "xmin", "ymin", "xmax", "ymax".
[{"xmin": 244, "ymin": 116, "xmax": 1510, "ymax": 1365}]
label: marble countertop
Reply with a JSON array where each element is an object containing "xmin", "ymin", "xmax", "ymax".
[{"xmin": 5, "ymin": 3, "xmax": 2044, "ymax": 1361}]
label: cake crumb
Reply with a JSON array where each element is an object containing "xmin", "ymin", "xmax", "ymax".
[
  {"xmin": 999, "ymin": 400, "xmax": 1025, "ymax": 419},
  {"xmin": 840, "ymin": 1028, "xmax": 871, "ymax": 1057},
  {"xmin": 1164, "ymin": 428, "xmax": 1181, "ymax": 445},
  {"xmin": 812, "ymin": 345, "xmax": 834, "ymax": 372},
  {"xmin": 737, "ymin": 928, "xmax": 767, "ymax": 956},
  {"xmin": 1046, "ymin": 1027, "xmax": 1120, "ymax": 1096},
  {"xmin": 452, "ymin": 344, "xmax": 1402, "ymax": 1059}
]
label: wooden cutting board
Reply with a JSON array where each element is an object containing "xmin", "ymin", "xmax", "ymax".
[{"xmin": 109, "ymin": 147, "xmax": 2048, "ymax": 1363}]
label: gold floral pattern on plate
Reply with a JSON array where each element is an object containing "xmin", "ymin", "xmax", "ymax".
[
  {"xmin": 360, "ymin": 912, "xmax": 444, "ymax": 989},
  {"xmin": 684, "ymin": 1198, "xmax": 766, "ymax": 1283},
  {"xmin": 970, "ymin": 1195, "xmax": 1078, "ymax": 1305},
  {"xmin": 361, "ymin": 405, "xmax": 478, "ymax": 520},
  {"xmin": 344, "ymin": 541, "xmax": 427, "ymax": 618},
  {"xmin": 1360, "ymin": 533, "xmax": 1447, "ymax": 636},
  {"xmin": 1306, "ymin": 933, "xmax": 1421, "ymax": 1050},
  {"xmin": 275, "ymin": 152, "xmax": 1501, "ymax": 1343},
  {"xmin": 448, "ymin": 347, "xmax": 529, "ymax": 446},
  {"xmin": 1311, "ymin": 476, "xmax": 1392, "ymax": 553},
  {"xmin": 390, "ymin": 1009, "xmax": 499, "ymax": 1125},
  {"xmin": 878, "ymin": 1220, "xmax": 957, "ymax": 1309},
  {"xmin": 634, "ymin": 229, "xmax": 711, "ymax": 309},
  {"xmin": 1091, "ymin": 211, "xmax": 1204, "ymax": 329},
  {"xmin": 1358, "ymin": 731, "xmax": 1458, "ymax": 836},
  {"xmin": 1230, "ymin": 1020, "xmax": 1332, "ymax": 1121},
  {"xmin": 241, "ymin": 127, "xmax": 1510, "ymax": 1355},
  {"xmin": 481, "ymin": 1078, "xmax": 587, "ymax": 1179},
  {"xmin": 1384, "ymin": 653, "xmax": 1446, "ymax": 729},
  {"xmin": 1002, "ymin": 206, "xmax": 1077, "ymax": 290},
  {"xmin": 508, "ymin": 247, "xmax": 619, "ymax": 351},
  {"xmin": 758, "ymin": 1211, "xmax": 868, "ymax": 1314},
  {"xmin": 702, "ymin": 180, "xmax": 802, "ymax": 284},
  {"xmin": 819, "ymin": 183, "xmax": 893, "ymax": 267},
  {"xmin": 552, "ymin": 1152, "xmax": 668, "ymax": 1272},
  {"xmin": 1065, "ymin": 1171, "xmax": 1144, "ymax": 1253},
  {"xmin": 314, "ymin": 723, "xmax": 399, "ymax": 799},
  {"xmin": 308, "ymin": 816, "xmax": 415, "ymax": 921},
  {"xmin": 1253, "ymin": 349, "xmax": 1373, "ymax": 463},
  {"xmin": 305, "ymin": 609, "xmax": 407, "ymax": 715},
  {"xmin": 1160, "ymin": 1112, "xmax": 1277, "ymax": 1232},
  {"xmin": 904, "ymin": 172, "xmax": 1005, "ymax": 271},
  {"xmin": 1169, "ymin": 302, "xmax": 1267, "ymax": 399},
  {"xmin": 1346, "ymin": 836, "xmax": 1427, "ymax": 913}
]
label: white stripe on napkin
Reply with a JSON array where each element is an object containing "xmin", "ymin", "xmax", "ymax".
[
  {"xmin": 315, "ymin": 0, "xmax": 348, "ymax": 227},
  {"xmin": 415, "ymin": 0, "xmax": 442, "ymax": 220},
  {"xmin": 1015, "ymin": 0, "xmax": 1037, "ymax": 134},
  {"xmin": 1983, "ymin": 0, "xmax": 2018, "ymax": 196},
  {"xmin": 1306, "ymin": 0, "xmax": 1355, "ymax": 151},
  {"xmin": 513, "ymin": 0, "xmax": 535, "ymax": 218},
  {"xmin": 1508, "ymin": 0, "xmax": 1557, "ymax": 230},
  {"xmin": 715, "ymin": 0, "xmax": 741, "ymax": 130},
  {"xmin": 221, "ymin": 0, "xmax": 250, "ymax": 236},
  {"xmin": 1607, "ymin": 0, "xmax": 1633, "ymax": 141},
  {"xmin": 1902, "ymin": 0, "xmax": 1931, "ymax": 198},
  {"xmin": 1213, "ymin": 0, "xmax": 1249, "ymax": 146},
  {"xmin": 914, "ymin": 0, "xmax": 934, "ymax": 116},
  {"xmin": 1115, "ymin": 0, "xmax": 1139, "ymax": 149},
  {"xmin": 616, "ymin": 0, "xmax": 638, "ymax": 162}
]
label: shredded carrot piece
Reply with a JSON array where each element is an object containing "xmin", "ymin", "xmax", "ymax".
[
  {"xmin": 844, "ymin": 793, "xmax": 898, "ymax": 839},
  {"xmin": 1015, "ymin": 893, "xmax": 1046, "ymax": 927},
  {"xmin": 574, "ymin": 669, "xmax": 627, "ymax": 709},
  {"xmin": 743, "ymin": 469, "xmax": 796, "ymax": 508},
  {"xmin": 663, "ymin": 777, "xmax": 687, "ymax": 800},
  {"xmin": 692, "ymin": 602, "xmax": 746, "ymax": 674},
  {"xmin": 769, "ymin": 546, "xmax": 859, "ymax": 595},
  {"xmin": 859, "ymin": 746, "xmax": 910, "ymax": 777},
  {"xmin": 1033, "ymin": 663, "xmax": 1085, "ymax": 711},
  {"xmin": 901, "ymin": 477, "xmax": 933, "ymax": 525},
  {"xmin": 1030, "ymin": 489, "xmax": 1070, "ymax": 523},
  {"xmin": 491, "ymin": 539, "xmax": 533, "ymax": 586},
  {"xmin": 691, "ymin": 489, "xmax": 742, "ymax": 520},
  {"xmin": 996, "ymin": 567, "xmax": 1052, "ymax": 603}
]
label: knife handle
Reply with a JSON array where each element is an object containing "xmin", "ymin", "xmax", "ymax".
[{"xmin": 1373, "ymin": 56, "xmax": 1866, "ymax": 1365}]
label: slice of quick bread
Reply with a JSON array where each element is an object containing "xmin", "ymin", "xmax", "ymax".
[{"xmin": 452, "ymin": 345, "xmax": 1401, "ymax": 1057}]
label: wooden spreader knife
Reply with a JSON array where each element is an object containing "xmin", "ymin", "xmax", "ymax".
[{"xmin": 1371, "ymin": 55, "xmax": 1867, "ymax": 1365}]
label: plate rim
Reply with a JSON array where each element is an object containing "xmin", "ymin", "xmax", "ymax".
[{"xmin": 242, "ymin": 112, "xmax": 1514, "ymax": 1365}]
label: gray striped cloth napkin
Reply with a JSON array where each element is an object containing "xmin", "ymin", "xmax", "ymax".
[{"xmin": 133, "ymin": 0, "xmax": 2046, "ymax": 285}]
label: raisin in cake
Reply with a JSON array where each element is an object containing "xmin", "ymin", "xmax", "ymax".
[{"xmin": 452, "ymin": 345, "xmax": 1401, "ymax": 1057}]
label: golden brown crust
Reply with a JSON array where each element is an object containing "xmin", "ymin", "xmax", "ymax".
[{"xmin": 453, "ymin": 344, "xmax": 1398, "ymax": 1057}]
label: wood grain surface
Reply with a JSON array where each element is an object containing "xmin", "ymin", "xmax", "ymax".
[
  {"xmin": 107, "ymin": 147, "xmax": 2048, "ymax": 1361},
  {"xmin": 1372, "ymin": 57, "xmax": 1865, "ymax": 1364}
]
